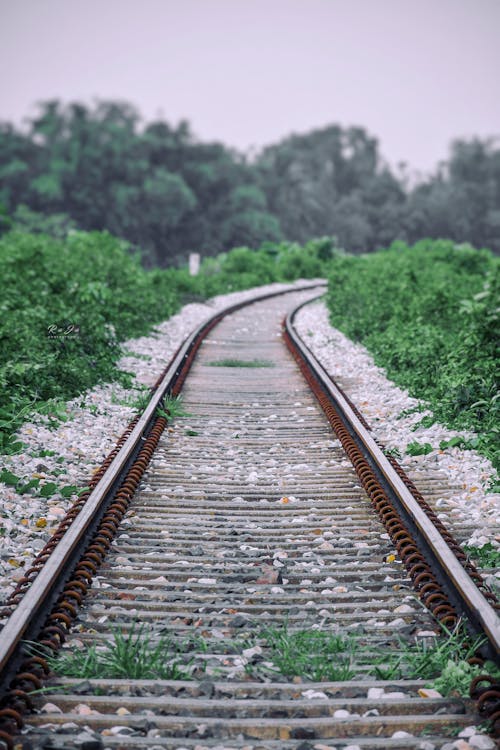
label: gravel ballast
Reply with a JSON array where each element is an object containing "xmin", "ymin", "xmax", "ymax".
[{"xmin": 1, "ymin": 285, "xmax": 498, "ymax": 604}]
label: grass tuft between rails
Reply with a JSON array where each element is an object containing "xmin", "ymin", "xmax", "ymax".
[
  {"xmin": 156, "ymin": 394, "xmax": 192, "ymax": 420},
  {"xmin": 207, "ymin": 358, "xmax": 275, "ymax": 368},
  {"xmin": 462, "ymin": 542, "xmax": 500, "ymax": 570},
  {"xmin": 28, "ymin": 623, "xmax": 199, "ymax": 681},
  {"xmin": 260, "ymin": 624, "xmax": 356, "ymax": 681},
  {"xmin": 30, "ymin": 619, "xmax": 500, "ymax": 701}
]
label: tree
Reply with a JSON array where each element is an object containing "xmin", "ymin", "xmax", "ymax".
[{"xmin": 1, "ymin": 100, "xmax": 498, "ymax": 260}]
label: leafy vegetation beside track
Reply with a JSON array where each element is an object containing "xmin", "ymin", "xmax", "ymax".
[
  {"xmin": 0, "ymin": 230, "xmax": 333, "ymax": 454},
  {"xmin": 326, "ymin": 240, "xmax": 500, "ymax": 473},
  {"xmin": 0, "ymin": 230, "xmax": 176, "ymax": 454}
]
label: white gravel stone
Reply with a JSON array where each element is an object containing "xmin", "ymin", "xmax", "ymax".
[
  {"xmin": 468, "ymin": 737, "xmax": 496, "ymax": 750},
  {"xmin": 367, "ymin": 687, "xmax": 385, "ymax": 699},
  {"xmin": 459, "ymin": 727, "xmax": 479, "ymax": 739},
  {"xmin": 387, "ymin": 618, "xmax": 407, "ymax": 630},
  {"xmin": 302, "ymin": 689, "xmax": 329, "ymax": 700},
  {"xmin": 383, "ymin": 691, "xmax": 407, "ymax": 700},
  {"xmin": 392, "ymin": 732, "xmax": 414, "ymax": 739},
  {"xmin": 333, "ymin": 709, "xmax": 351, "ymax": 718}
]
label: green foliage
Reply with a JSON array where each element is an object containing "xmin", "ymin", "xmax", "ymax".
[
  {"xmin": 0, "ymin": 230, "xmax": 181, "ymax": 451},
  {"xmin": 0, "ymin": 101, "xmax": 284, "ymax": 265},
  {"xmin": 261, "ymin": 623, "xmax": 355, "ymax": 681},
  {"xmin": 327, "ymin": 240, "xmax": 500, "ymax": 471},
  {"xmin": 439, "ymin": 435, "xmax": 481, "ymax": 451},
  {"xmin": 189, "ymin": 237, "xmax": 338, "ymax": 298},
  {"xmin": 2, "ymin": 101, "xmax": 500, "ymax": 257},
  {"xmin": 207, "ymin": 358, "xmax": 274, "ymax": 368},
  {"xmin": 406, "ymin": 441, "xmax": 434, "ymax": 456},
  {"xmin": 463, "ymin": 542, "xmax": 500, "ymax": 569},
  {"xmin": 0, "ymin": 467, "xmax": 79, "ymax": 499},
  {"xmin": 32, "ymin": 624, "xmax": 198, "ymax": 680},
  {"xmin": 431, "ymin": 660, "xmax": 484, "ymax": 697},
  {"xmin": 12, "ymin": 205, "xmax": 77, "ymax": 238}
]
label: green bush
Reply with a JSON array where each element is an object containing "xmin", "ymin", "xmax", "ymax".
[
  {"xmin": 189, "ymin": 237, "xmax": 339, "ymax": 297},
  {"xmin": 194, "ymin": 246, "xmax": 278, "ymax": 296},
  {"xmin": 326, "ymin": 240, "xmax": 499, "ymax": 470},
  {"xmin": 0, "ymin": 230, "xmax": 181, "ymax": 452}
]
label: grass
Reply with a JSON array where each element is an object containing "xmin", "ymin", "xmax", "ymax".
[
  {"xmin": 256, "ymin": 620, "xmax": 499, "ymax": 697},
  {"xmin": 372, "ymin": 621, "xmax": 499, "ymax": 696},
  {"xmin": 157, "ymin": 394, "xmax": 192, "ymax": 420},
  {"xmin": 30, "ymin": 624, "xmax": 200, "ymax": 681},
  {"xmin": 24, "ymin": 618, "xmax": 500, "ymax": 702},
  {"xmin": 260, "ymin": 622, "xmax": 356, "ymax": 681},
  {"xmin": 463, "ymin": 542, "xmax": 500, "ymax": 569},
  {"xmin": 111, "ymin": 386, "xmax": 151, "ymax": 413},
  {"xmin": 207, "ymin": 358, "xmax": 275, "ymax": 368}
]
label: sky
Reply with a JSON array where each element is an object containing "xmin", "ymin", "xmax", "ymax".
[{"xmin": 1, "ymin": 0, "xmax": 499, "ymax": 176}]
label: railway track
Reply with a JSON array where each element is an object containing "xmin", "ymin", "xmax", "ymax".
[{"xmin": 0, "ymin": 284, "xmax": 499, "ymax": 749}]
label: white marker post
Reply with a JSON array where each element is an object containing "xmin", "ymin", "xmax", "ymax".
[{"xmin": 189, "ymin": 252, "xmax": 200, "ymax": 276}]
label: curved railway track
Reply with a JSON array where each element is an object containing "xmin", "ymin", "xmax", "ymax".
[{"xmin": 0, "ymin": 284, "xmax": 499, "ymax": 749}]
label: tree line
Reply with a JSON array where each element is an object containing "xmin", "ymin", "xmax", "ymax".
[{"xmin": 1, "ymin": 99, "xmax": 499, "ymax": 264}]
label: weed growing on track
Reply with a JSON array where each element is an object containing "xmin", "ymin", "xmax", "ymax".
[
  {"xmin": 463, "ymin": 542, "xmax": 500, "ymax": 569},
  {"xmin": 32, "ymin": 625, "xmax": 201, "ymax": 680},
  {"xmin": 27, "ymin": 620, "xmax": 500, "ymax": 697},
  {"xmin": 207, "ymin": 358, "xmax": 275, "ymax": 368},
  {"xmin": 372, "ymin": 621, "xmax": 500, "ymax": 696},
  {"xmin": 259, "ymin": 623, "xmax": 356, "ymax": 681},
  {"xmin": 157, "ymin": 395, "xmax": 192, "ymax": 420},
  {"xmin": 245, "ymin": 621, "xmax": 499, "ymax": 696},
  {"xmin": 384, "ymin": 446, "xmax": 402, "ymax": 459},
  {"xmin": 111, "ymin": 385, "xmax": 151, "ymax": 413}
]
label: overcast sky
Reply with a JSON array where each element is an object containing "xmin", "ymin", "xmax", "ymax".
[{"xmin": 1, "ymin": 0, "xmax": 499, "ymax": 175}]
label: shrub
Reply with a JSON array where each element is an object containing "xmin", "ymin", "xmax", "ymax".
[
  {"xmin": 0, "ymin": 230, "xmax": 181, "ymax": 452},
  {"xmin": 326, "ymin": 240, "xmax": 499, "ymax": 470}
]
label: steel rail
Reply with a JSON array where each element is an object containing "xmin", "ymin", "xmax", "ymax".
[
  {"xmin": 0, "ymin": 281, "xmax": 326, "ymax": 698},
  {"xmin": 285, "ymin": 300, "xmax": 500, "ymax": 661}
]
